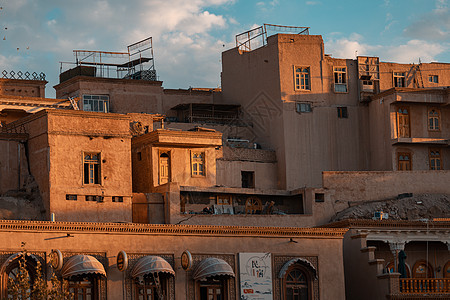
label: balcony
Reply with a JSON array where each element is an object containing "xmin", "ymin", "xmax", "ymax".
[{"xmin": 400, "ymin": 278, "xmax": 449, "ymax": 294}]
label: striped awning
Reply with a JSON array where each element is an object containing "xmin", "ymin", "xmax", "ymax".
[
  {"xmin": 131, "ymin": 256, "xmax": 175, "ymax": 278},
  {"xmin": 193, "ymin": 258, "xmax": 235, "ymax": 281},
  {"xmin": 61, "ymin": 255, "xmax": 106, "ymax": 278},
  {"xmin": 278, "ymin": 258, "xmax": 317, "ymax": 279}
]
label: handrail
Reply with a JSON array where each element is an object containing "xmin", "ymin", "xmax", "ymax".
[{"xmin": 400, "ymin": 278, "xmax": 450, "ymax": 294}]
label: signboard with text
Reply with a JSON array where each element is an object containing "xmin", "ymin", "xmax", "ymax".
[{"xmin": 239, "ymin": 253, "xmax": 273, "ymax": 300}]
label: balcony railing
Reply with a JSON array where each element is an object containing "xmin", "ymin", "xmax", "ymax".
[{"xmin": 400, "ymin": 278, "xmax": 449, "ymax": 294}]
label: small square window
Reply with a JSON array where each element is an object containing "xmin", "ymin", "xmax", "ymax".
[
  {"xmin": 66, "ymin": 194, "xmax": 77, "ymax": 201},
  {"xmin": 428, "ymin": 75, "xmax": 438, "ymax": 83},
  {"xmin": 315, "ymin": 193, "xmax": 325, "ymax": 202},
  {"xmin": 112, "ymin": 196, "xmax": 124, "ymax": 202},
  {"xmin": 241, "ymin": 171, "xmax": 255, "ymax": 188},
  {"xmin": 337, "ymin": 107, "xmax": 348, "ymax": 118},
  {"xmin": 296, "ymin": 103, "xmax": 312, "ymax": 113}
]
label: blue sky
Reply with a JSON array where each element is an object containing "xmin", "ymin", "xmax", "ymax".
[{"xmin": 0, "ymin": 0, "xmax": 448, "ymax": 98}]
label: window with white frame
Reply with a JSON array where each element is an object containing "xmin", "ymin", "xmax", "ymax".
[
  {"xmin": 294, "ymin": 67, "xmax": 311, "ymax": 91},
  {"xmin": 82, "ymin": 95, "xmax": 109, "ymax": 113},
  {"xmin": 393, "ymin": 72, "xmax": 406, "ymax": 87},
  {"xmin": 334, "ymin": 67, "xmax": 348, "ymax": 92}
]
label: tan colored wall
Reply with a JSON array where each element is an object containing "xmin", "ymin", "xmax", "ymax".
[
  {"xmin": 150, "ymin": 146, "xmax": 217, "ymax": 188},
  {"xmin": 0, "ymin": 220, "xmax": 347, "ymax": 300},
  {"xmin": 11, "ymin": 110, "xmax": 133, "ymax": 222},
  {"xmin": 55, "ymin": 77, "xmax": 164, "ymax": 114},
  {"xmin": 369, "ymin": 91, "xmax": 450, "ymax": 170},
  {"xmin": 221, "ymin": 34, "xmax": 371, "ymax": 190},
  {"xmin": 45, "ymin": 111, "xmax": 132, "ymax": 222},
  {"xmin": 0, "ymin": 79, "xmax": 46, "ymax": 98}
]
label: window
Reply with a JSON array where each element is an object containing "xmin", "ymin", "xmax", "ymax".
[
  {"xmin": 191, "ymin": 152, "xmax": 205, "ymax": 176},
  {"xmin": 428, "ymin": 75, "xmax": 438, "ymax": 83},
  {"xmin": 85, "ymin": 195, "xmax": 103, "ymax": 202},
  {"xmin": 428, "ymin": 109, "xmax": 440, "ymax": 131},
  {"xmin": 69, "ymin": 274, "xmax": 99, "ymax": 300},
  {"xmin": 296, "ymin": 103, "xmax": 312, "ymax": 113},
  {"xmin": 217, "ymin": 195, "xmax": 232, "ymax": 205},
  {"xmin": 137, "ymin": 152, "xmax": 142, "ymax": 161},
  {"xmin": 315, "ymin": 193, "xmax": 324, "ymax": 202},
  {"xmin": 241, "ymin": 171, "xmax": 255, "ymax": 188},
  {"xmin": 334, "ymin": 67, "xmax": 347, "ymax": 92},
  {"xmin": 283, "ymin": 264, "xmax": 313, "ymax": 300},
  {"xmin": 82, "ymin": 95, "xmax": 109, "ymax": 113},
  {"xmin": 84, "ymin": 153, "xmax": 101, "ymax": 184},
  {"xmin": 429, "ymin": 149, "xmax": 442, "ymax": 170},
  {"xmin": 112, "ymin": 196, "xmax": 123, "ymax": 202},
  {"xmin": 397, "ymin": 107, "xmax": 410, "ymax": 138},
  {"xmin": 134, "ymin": 273, "xmax": 168, "ymax": 300},
  {"xmin": 66, "ymin": 194, "xmax": 78, "ymax": 201},
  {"xmin": 294, "ymin": 67, "xmax": 311, "ymax": 91},
  {"xmin": 394, "ymin": 72, "xmax": 406, "ymax": 87},
  {"xmin": 337, "ymin": 107, "xmax": 348, "ymax": 118},
  {"xmin": 398, "ymin": 152, "xmax": 411, "ymax": 171},
  {"xmin": 198, "ymin": 278, "xmax": 226, "ymax": 300}
]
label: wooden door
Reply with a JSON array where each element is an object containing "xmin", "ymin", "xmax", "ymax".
[
  {"xmin": 397, "ymin": 107, "xmax": 410, "ymax": 138},
  {"xmin": 159, "ymin": 152, "xmax": 170, "ymax": 185}
]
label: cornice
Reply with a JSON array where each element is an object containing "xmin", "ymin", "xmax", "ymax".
[
  {"xmin": 323, "ymin": 219, "xmax": 450, "ymax": 229},
  {"xmin": 0, "ymin": 220, "xmax": 347, "ymax": 239}
]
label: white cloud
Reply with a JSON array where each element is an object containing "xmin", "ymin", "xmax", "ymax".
[
  {"xmin": 325, "ymin": 35, "xmax": 447, "ymax": 64},
  {"xmin": 0, "ymin": 0, "xmax": 237, "ymax": 96},
  {"xmin": 306, "ymin": 1, "xmax": 321, "ymax": 5},
  {"xmin": 403, "ymin": 0, "xmax": 449, "ymax": 41}
]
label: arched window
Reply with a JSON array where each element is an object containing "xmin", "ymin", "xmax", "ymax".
[
  {"xmin": 2, "ymin": 253, "xmax": 39, "ymax": 299},
  {"xmin": 280, "ymin": 260, "xmax": 315, "ymax": 300},
  {"xmin": 412, "ymin": 260, "xmax": 434, "ymax": 278},
  {"xmin": 285, "ymin": 267, "xmax": 310, "ymax": 300},
  {"xmin": 428, "ymin": 109, "xmax": 440, "ymax": 131}
]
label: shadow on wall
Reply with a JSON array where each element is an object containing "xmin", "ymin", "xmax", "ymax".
[{"xmin": 0, "ymin": 175, "xmax": 45, "ymax": 220}]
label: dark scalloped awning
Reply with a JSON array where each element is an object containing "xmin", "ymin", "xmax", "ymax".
[
  {"xmin": 193, "ymin": 257, "xmax": 235, "ymax": 281},
  {"xmin": 131, "ymin": 256, "xmax": 175, "ymax": 278}
]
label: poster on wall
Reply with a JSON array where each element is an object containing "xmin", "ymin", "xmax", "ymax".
[{"xmin": 239, "ymin": 253, "xmax": 273, "ymax": 300}]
